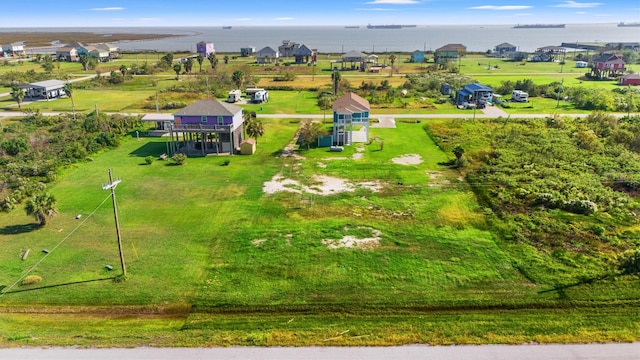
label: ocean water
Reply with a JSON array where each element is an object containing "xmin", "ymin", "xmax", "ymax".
[{"xmin": 2, "ymin": 24, "xmax": 639, "ymax": 53}]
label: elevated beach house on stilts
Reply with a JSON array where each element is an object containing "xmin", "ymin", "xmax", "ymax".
[
  {"xmin": 170, "ymin": 100, "xmax": 244, "ymax": 156},
  {"xmin": 332, "ymin": 92, "xmax": 370, "ymax": 146}
]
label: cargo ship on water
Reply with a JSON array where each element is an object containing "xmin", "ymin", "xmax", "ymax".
[
  {"xmin": 618, "ymin": 22, "xmax": 640, "ymax": 27},
  {"xmin": 513, "ymin": 24, "xmax": 565, "ymax": 29},
  {"xmin": 367, "ymin": 24, "xmax": 417, "ymax": 29}
]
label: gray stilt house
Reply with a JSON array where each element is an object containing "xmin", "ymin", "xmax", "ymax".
[
  {"xmin": 170, "ymin": 100, "xmax": 244, "ymax": 156},
  {"xmin": 332, "ymin": 92, "xmax": 370, "ymax": 146}
]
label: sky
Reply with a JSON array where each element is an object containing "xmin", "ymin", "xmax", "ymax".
[{"xmin": 1, "ymin": 0, "xmax": 639, "ymax": 27}]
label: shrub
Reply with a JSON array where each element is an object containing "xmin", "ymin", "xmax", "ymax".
[
  {"xmin": 144, "ymin": 156, "xmax": 154, "ymax": 165},
  {"xmin": 21, "ymin": 275, "xmax": 42, "ymax": 286},
  {"xmin": 171, "ymin": 153, "xmax": 187, "ymax": 165}
]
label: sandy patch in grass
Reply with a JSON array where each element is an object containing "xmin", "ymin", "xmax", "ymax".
[
  {"xmin": 426, "ymin": 171, "xmax": 451, "ymax": 187},
  {"xmin": 392, "ymin": 154, "xmax": 422, "ymax": 165},
  {"xmin": 324, "ymin": 157, "xmax": 348, "ymax": 161},
  {"xmin": 263, "ymin": 174, "xmax": 382, "ymax": 195},
  {"xmin": 317, "ymin": 162, "xmax": 327, "ymax": 168},
  {"xmin": 322, "ymin": 229, "xmax": 382, "ymax": 249},
  {"xmin": 252, "ymin": 239, "xmax": 267, "ymax": 246}
]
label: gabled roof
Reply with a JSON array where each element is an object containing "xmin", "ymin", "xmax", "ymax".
[
  {"xmin": 333, "ymin": 92, "xmax": 370, "ymax": 113},
  {"xmin": 93, "ymin": 43, "xmax": 111, "ymax": 51},
  {"xmin": 495, "ymin": 42, "xmax": 516, "ymax": 48},
  {"xmin": 436, "ymin": 43, "xmax": 466, "ymax": 52},
  {"xmin": 621, "ymin": 73, "xmax": 640, "ymax": 80},
  {"xmin": 174, "ymin": 100, "xmax": 242, "ymax": 117},
  {"xmin": 257, "ymin": 46, "xmax": 277, "ymax": 55},
  {"xmin": 342, "ymin": 50, "xmax": 367, "ymax": 59},
  {"xmin": 80, "ymin": 45, "xmax": 96, "ymax": 52},
  {"xmin": 592, "ymin": 52, "xmax": 624, "ymax": 63},
  {"xmin": 56, "ymin": 47, "xmax": 77, "ymax": 53},
  {"xmin": 294, "ymin": 44, "xmax": 314, "ymax": 56}
]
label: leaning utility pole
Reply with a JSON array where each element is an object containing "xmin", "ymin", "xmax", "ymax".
[{"xmin": 103, "ymin": 169, "xmax": 126, "ymax": 277}]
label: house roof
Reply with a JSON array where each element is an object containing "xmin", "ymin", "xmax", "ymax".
[
  {"xmin": 19, "ymin": 79, "xmax": 66, "ymax": 90},
  {"xmin": 622, "ymin": 73, "xmax": 640, "ymax": 80},
  {"xmin": 174, "ymin": 100, "xmax": 242, "ymax": 117},
  {"xmin": 495, "ymin": 42, "xmax": 516, "ymax": 48},
  {"xmin": 257, "ymin": 46, "xmax": 277, "ymax": 55},
  {"xmin": 141, "ymin": 113, "xmax": 175, "ymax": 122},
  {"xmin": 464, "ymin": 83, "xmax": 493, "ymax": 92},
  {"xmin": 294, "ymin": 44, "xmax": 314, "ymax": 56},
  {"xmin": 343, "ymin": 50, "xmax": 367, "ymax": 59},
  {"xmin": 592, "ymin": 52, "xmax": 624, "ymax": 63},
  {"xmin": 241, "ymin": 138, "xmax": 257, "ymax": 145},
  {"xmin": 436, "ymin": 44, "xmax": 467, "ymax": 52},
  {"xmin": 56, "ymin": 47, "xmax": 77, "ymax": 53},
  {"xmin": 333, "ymin": 92, "xmax": 370, "ymax": 113}
]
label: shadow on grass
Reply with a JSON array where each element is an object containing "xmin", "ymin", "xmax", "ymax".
[
  {"xmin": 129, "ymin": 142, "xmax": 168, "ymax": 158},
  {"xmin": 538, "ymin": 274, "xmax": 611, "ymax": 299},
  {"xmin": 0, "ymin": 223, "xmax": 41, "ymax": 235},
  {"xmin": 0, "ymin": 277, "xmax": 116, "ymax": 295}
]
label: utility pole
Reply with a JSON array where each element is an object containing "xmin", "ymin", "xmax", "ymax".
[
  {"xmin": 556, "ymin": 78, "xmax": 564, "ymax": 108},
  {"xmin": 103, "ymin": 169, "xmax": 126, "ymax": 278}
]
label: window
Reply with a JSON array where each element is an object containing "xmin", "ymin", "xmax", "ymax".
[
  {"xmin": 217, "ymin": 116, "xmax": 224, "ymax": 125},
  {"xmin": 201, "ymin": 116, "xmax": 207, "ymax": 123}
]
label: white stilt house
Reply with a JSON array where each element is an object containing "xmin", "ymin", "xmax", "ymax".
[{"xmin": 332, "ymin": 92, "xmax": 370, "ymax": 146}]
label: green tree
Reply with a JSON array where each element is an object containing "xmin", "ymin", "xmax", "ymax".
[
  {"xmin": 24, "ymin": 192, "xmax": 58, "ymax": 226},
  {"xmin": 207, "ymin": 52, "xmax": 218, "ymax": 70},
  {"xmin": 63, "ymin": 82, "xmax": 76, "ymax": 121},
  {"xmin": 184, "ymin": 57, "xmax": 194, "ymax": 74},
  {"xmin": 232, "ymin": 70, "xmax": 245, "ymax": 89},
  {"xmin": 119, "ymin": 64, "xmax": 128, "ymax": 77},
  {"xmin": 79, "ymin": 54, "xmax": 89, "ymax": 71},
  {"xmin": 618, "ymin": 249, "xmax": 640, "ymax": 276},
  {"xmin": 223, "ymin": 55, "xmax": 229, "ymax": 64},
  {"xmin": 10, "ymin": 86, "xmax": 25, "ymax": 109},
  {"xmin": 453, "ymin": 145, "xmax": 465, "ymax": 160},
  {"xmin": 196, "ymin": 54, "xmax": 204, "ymax": 72},
  {"xmin": 161, "ymin": 53, "xmax": 174, "ymax": 68},
  {"xmin": 173, "ymin": 63, "xmax": 182, "ymax": 80},
  {"xmin": 389, "ymin": 54, "xmax": 397, "ymax": 76},
  {"xmin": 299, "ymin": 120, "xmax": 325, "ymax": 149},
  {"xmin": 245, "ymin": 117, "xmax": 265, "ymax": 143}
]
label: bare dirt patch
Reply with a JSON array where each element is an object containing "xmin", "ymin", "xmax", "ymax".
[
  {"xmin": 392, "ymin": 154, "xmax": 423, "ymax": 165},
  {"xmin": 426, "ymin": 171, "xmax": 451, "ymax": 187},
  {"xmin": 263, "ymin": 174, "xmax": 382, "ymax": 195},
  {"xmin": 322, "ymin": 229, "xmax": 382, "ymax": 249},
  {"xmin": 252, "ymin": 239, "xmax": 267, "ymax": 246}
]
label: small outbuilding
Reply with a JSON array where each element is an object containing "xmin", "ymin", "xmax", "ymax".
[
  {"xmin": 240, "ymin": 138, "xmax": 257, "ymax": 155},
  {"xmin": 620, "ymin": 73, "xmax": 640, "ymax": 86}
]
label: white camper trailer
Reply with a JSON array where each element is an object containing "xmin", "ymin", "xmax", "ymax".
[
  {"xmin": 511, "ymin": 90, "xmax": 529, "ymax": 102},
  {"xmin": 251, "ymin": 89, "xmax": 269, "ymax": 103},
  {"xmin": 227, "ymin": 89, "xmax": 242, "ymax": 103}
]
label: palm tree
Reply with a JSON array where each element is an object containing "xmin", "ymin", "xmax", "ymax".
[
  {"xmin": 63, "ymin": 82, "xmax": 75, "ymax": 121},
  {"xmin": 207, "ymin": 53, "xmax": 218, "ymax": 70},
  {"xmin": 25, "ymin": 192, "xmax": 58, "ymax": 226},
  {"xmin": 79, "ymin": 54, "xmax": 89, "ymax": 71},
  {"xmin": 453, "ymin": 145, "xmax": 465, "ymax": 160},
  {"xmin": 389, "ymin": 54, "xmax": 397, "ymax": 76},
  {"xmin": 196, "ymin": 54, "xmax": 204, "ymax": 72},
  {"xmin": 173, "ymin": 63, "xmax": 182, "ymax": 80},
  {"xmin": 245, "ymin": 117, "xmax": 265, "ymax": 143},
  {"xmin": 10, "ymin": 87, "xmax": 25, "ymax": 109},
  {"xmin": 232, "ymin": 70, "xmax": 245, "ymax": 89},
  {"xmin": 119, "ymin": 64, "xmax": 127, "ymax": 77},
  {"xmin": 223, "ymin": 55, "xmax": 229, "ymax": 64},
  {"xmin": 184, "ymin": 57, "xmax": 194, "ymax": 74}
]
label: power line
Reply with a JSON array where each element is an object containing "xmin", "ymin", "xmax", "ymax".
[{"xmin": 0, "ymin": 193, "xmax": 113, "ymax": 299}]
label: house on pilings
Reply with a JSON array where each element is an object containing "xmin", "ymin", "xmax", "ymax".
[
  {"xmin": 170, "ymin": 100, "xmax": 244, "ymax": 156},
  {"xmin": 332, "ymin": 92, "xmax": 370, "ymax": 146},
  {"xmin": 590, "ymin": 52, "xmax": 626, "ymax": 79}
]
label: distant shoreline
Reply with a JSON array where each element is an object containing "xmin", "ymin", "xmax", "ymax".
[{"xmin": 0, "ymin": 31, "xmax": 198, "ymax": 48}]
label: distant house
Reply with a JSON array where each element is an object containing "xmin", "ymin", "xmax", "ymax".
[
  {"xmin": 171, "ymin": 100, "xmax": 244, "ymax": 156},
  {"xmin": 2, "ymin": 43, "xmax": 25, "ymax": 57},
  {"xmin": 278, "ymin": 40, "xmax": 300, "ymax": 58},
  {"xmin": 532, "ymin": 46, "xmax": 566, "ymax": 62},
  {"xmin": 620, "ymin": 73, "xmax": 640, "ymax": 86},
  {"xmin": 590, "ymin": 52, "xmax": 626, "ymax": 79},
  {"xmin": 508, "ymin": 51, "xmax": 529, "ymax": 62},
  {"xmin": 455, "ymin": 83, "xmax": 493, "ymax": 108},
  {"xmin": 256, "ymin": 46, "xmax": 279, "ymax": 64},
  {"xmin": 434, "ymin": 44, "xmax": 466, "ymax": 65},
  {"xmin": 494, "ymin": 42, "xmax": 516, "ymax": 57},
  {"xmin": 56, "ymin": 47, "xmax": 79, "ymax": 62},
  {"xmin": 196, "ymin": 41, "xmax": 215, "ymax": 58},
  {"xmin": 410, "ymin": 50, "xmax": 425, "ymax": 63},
  {"xmin": 605, "ymin": 42, "xmax": 640, "ymax": 52},
  {"xmin": 294, "ymin": 44, "xmax": 316, "ymax": 64},
  {"xmin": 18, "ymin": 80, "xmax": 66, "ymax": 100},
  {"xmin": 576, "ymin": 61, "xmax": 589, "ymax": 68},
  {"xmin": 240, "ymin": 46, "xmax": 256, "ymax": 57},
  {"xmin": 94, "ymin": 43, "xmax": 119, "ymax": 60},
  {"xmin": 332, "ymin": 92, "xmax": 370, "ymax": 146},
  {"xmin": 341, "ymin": 50, "xmax": 367, "ymax": 70}
]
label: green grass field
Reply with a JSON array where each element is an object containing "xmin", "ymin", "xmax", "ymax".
[{"xmin": 1, "ymin": 119, "xmax": 639, "ymax": 346}]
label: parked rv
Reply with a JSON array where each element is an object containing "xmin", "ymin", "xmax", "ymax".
[
  {"xmin": 245, "ymin": 87, "xmax": 265, "ymax": 96},
  {"xmin": 227, "ymin": 90, "xmax": 242, "ymax": 103},
  {"xmin": 251, "ymin": 90, "xmax": 269, "ymax": 103},
  {"xmin": 511, "ymin": 90, "xmax": 529, "ymax": 102}
]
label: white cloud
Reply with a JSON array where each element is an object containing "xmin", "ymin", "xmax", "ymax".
[
  {"xmin": 469, "ymin": 5, "xmax": 533, "ymax": 10},
  {"xmin": 356, "ymin": 7, "xmax": 396, "ymax": 11},
  {"xmin": 274, "ymin": 17, "xmax": 294, "ymax": 21},
  {"xmin": 575, "ymin": 11, "xmax": 587, "ymax": 14},
  {"xmin": 365, "ymin": 0, "xmax": 419, "ymax": 4},
  {"xmin": 552, "ymin": 1, "xmax": 602, "ymax": 8},
  {"xmin": 90, "ymin": 7, "xmax": 125, "ymax": 11}
]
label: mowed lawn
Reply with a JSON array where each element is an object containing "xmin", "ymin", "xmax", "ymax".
[{"xmin": 0, "ymin": 119, "xmax": 534, "ymax": 310}]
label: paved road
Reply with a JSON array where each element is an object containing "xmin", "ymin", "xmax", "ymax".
[{"xmin": 1, "ymin": 343, "xmax": 639, "ymax": 360}]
